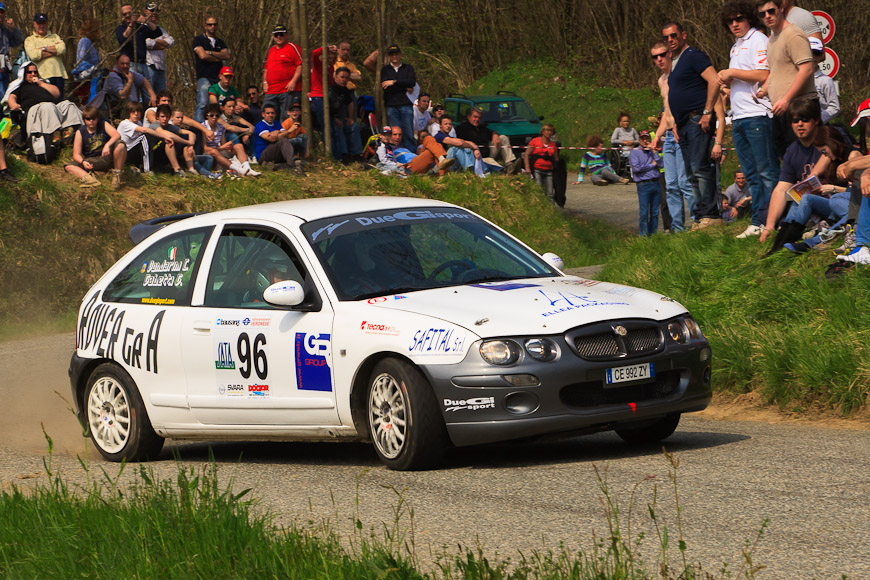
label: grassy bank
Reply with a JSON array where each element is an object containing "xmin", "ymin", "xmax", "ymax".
[{"xmin": 0, "ymin": 448, "xmax": 766, "ymax": 579}]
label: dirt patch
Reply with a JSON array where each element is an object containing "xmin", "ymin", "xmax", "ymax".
[{"xmin": 699, "ymin": 391, "xmax": 870, "ymax": 431}]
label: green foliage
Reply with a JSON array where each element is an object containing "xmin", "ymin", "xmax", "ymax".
[{"xmin": 600, "ymin": 222, "xmax": 870, "ymax": 413}]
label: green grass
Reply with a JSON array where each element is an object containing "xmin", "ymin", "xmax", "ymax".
[{"xmin": 0, "ymin": 443, "xmax": 766, "ymax": 580}]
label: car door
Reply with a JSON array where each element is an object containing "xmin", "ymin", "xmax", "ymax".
[{"xmin": 182, "ymin": 222, "xmax": 338, "ymax": 426}]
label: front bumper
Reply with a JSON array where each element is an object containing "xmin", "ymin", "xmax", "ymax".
[{"xmin": 420, "ymin": 335, "xmax": 712, "ymax": 447}]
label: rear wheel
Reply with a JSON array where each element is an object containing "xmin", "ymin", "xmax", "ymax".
[
  {"xmin": 367, "ymin": 358, "xmax": 447, "ymax": 470},
  {"xmin": 615, "ymin": 413, "xmax": 681, "ymax": 444},
  {"xmin": 84, "ymin": 363, "xmax": 164, "ymax": 461}
]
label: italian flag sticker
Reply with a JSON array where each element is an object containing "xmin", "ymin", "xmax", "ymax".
[{"xmin": 168, "ymin": 246, "xmax": 177, "ymax": 260}]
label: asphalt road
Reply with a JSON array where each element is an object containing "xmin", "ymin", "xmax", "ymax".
[
  {"xmin": 564, "ymin": 180, "xmax": 671, "ymax": 234},
  {"xmin": 1, "ymin": 332, "xmax": 868, "ymax": 579}
]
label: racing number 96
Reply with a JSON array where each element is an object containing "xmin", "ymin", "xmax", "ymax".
[{"xmin": 237, "ymin": 332, "xmax": 267, "ymax": 380}]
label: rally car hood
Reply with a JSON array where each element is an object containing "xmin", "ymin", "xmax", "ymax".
[{"xmin": 368, "ymin": 277, "xmax": 688, "ymax": 337}]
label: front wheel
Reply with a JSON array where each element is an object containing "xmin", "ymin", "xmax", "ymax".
[
  {"xmin": 84, "ymin": 363, "xmax": 164, "ymax": 461},
  {"xmin": 615, "ymin": 413, "xmax": 681, "ymax": 444},
  {"xmin": 367, "ymin": 358, "xmax": 448, "ymax": 470}
]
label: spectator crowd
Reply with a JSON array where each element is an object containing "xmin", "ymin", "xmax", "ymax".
[{"xmin": 0, "ymin": 0, "xmax": 869, "ymax": 277}]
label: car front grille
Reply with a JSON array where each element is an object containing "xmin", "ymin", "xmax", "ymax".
[
  {"xmin": 560, "ymin": 370, "xmax": 682, "ymax": 408},
  {"xmin": 569, "ymin": 324, "xmax": 663, "ymax": 361}
]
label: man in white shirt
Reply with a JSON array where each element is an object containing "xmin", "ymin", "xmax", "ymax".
[
  {"xmin": 718, "ymin": 1, "xmax": 779, "ymax": 238},
  {"xmin": 144, "ymin": 3, "xmax": 173, "ymax": 93},
  {"xmin": 412, "ymin": 93, "xmax": 431, "ymax": 142}
]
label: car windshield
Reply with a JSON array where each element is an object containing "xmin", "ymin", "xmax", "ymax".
[
  {"xmin": 302, "ymin": 207, "xmax": 558, "ymax": 301},
  {"xmin": 480, "ymin": 100, "xmax": 538, "ymax": 124}
]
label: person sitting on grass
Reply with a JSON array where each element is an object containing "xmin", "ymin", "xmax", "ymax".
[
  {"xmin": 219, "ymin": 96, "xmax": 256, "ymax": 160},
  {"xmin": 628, "ymin": 130, "xmax": 663, "ymax": 236},
  {"xmin": 254, "ymin": 103, "xmax": 297, "ymax": 170},
  {"xmin": 117, "ymin": 100, "xmax": 185, "ymax": 176},
  {"xmin": 434, "ymin": 115, "xmax": 480, "ymax": 170},
  {"xmin": 201, "ymin": 102, "xmax": 259, "ymax": 177},
  {"xmin": 144, "ymin": 90, "xmax": 215, "ymax": 144},
  {"xmin": 375, "ymin": 125, "xmax": 453, "ymax": 176},
  {"xmin": 152, "ymin": 104, "xmax": 199, "ymax": 175},
  {"xmin": 170, "ymin": 107, "xmax": 221, "ymax": 179},
  {"xmin": 280, "ymin": 102, "xmax": 308, "ymax": 158},
  {"xmin": 63, "ymin": 105, "xmax": 126, "ymax": 189},
  {"xmin": 579, "ymin": 134, "xmax": 628, "ymax": 185}
]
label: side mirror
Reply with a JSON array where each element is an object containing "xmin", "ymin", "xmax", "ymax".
[
  {"xmin": 541, "ymin": 252, "xmax": 564, "ymax": 271},
  {"xmin": 263, "ymin": 280, "xmax": 305, "ymax": 307}
]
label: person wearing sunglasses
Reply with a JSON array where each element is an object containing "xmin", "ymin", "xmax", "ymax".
[
  {"xmin": 661, "ymin": 20, "xmax": 722, "ymax": 231},
  {"xmin": 5, "ymin": 61, "xmax": 82, "ymax": 141},
  {"xmin": 192, "ymin": 15, "xmax": 231, "ymax": 122},
  {"xmin": 717, "ymin": 2, "xmax": 779, "ymax": 239},
  {"xmin": 755, "ymin": 0, "xmax": 816, "ymax": 158},
  {"xmin": 650, "ymin": 41, "xmax": 694, "ymax": 233},
  {"xmin": 263, "ymin": 24, "xmax": 302, "ymax": 122},
  {"xmin": 63, "ymin": 105, "xmax": 126, "ymax": 189}
]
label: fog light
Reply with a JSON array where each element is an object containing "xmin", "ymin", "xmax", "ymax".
[
  {"xmin": 504, "ymin": 391, "xmax": 539, "ymax": 415},
  {"xmin": 699, "ymin": 346, "xmax": 711, "ymax": 362},
  {"xmin": 503, "ymin": 374, "xmax": 540, "ymax": 387}
]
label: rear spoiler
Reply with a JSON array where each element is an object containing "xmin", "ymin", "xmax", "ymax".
[{"xmin": 129, "ymin": 212, "xmax": 205, "ymax": 245}]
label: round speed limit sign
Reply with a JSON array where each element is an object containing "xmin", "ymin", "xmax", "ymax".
[
  {"xmin": 812, "ymin": 10, "xmax": 835, "ymax": 44},
  {"xmin": 819, "ymin": 47, "xmax": 839, "ymax": 78}
]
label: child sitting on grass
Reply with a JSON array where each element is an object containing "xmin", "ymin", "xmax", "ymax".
[{"xmin": 578, "ymin": 134, "xmax": 628, "ymax": 185}]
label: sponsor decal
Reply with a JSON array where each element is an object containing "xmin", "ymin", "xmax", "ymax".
[
  {"xmin": 558, "ymin": 278, "xmax": 601, "ymax": 287},
  {"xmin": 295, "ymin": 333, "xmax": 332, "ymax": 392},
  {"xmin": 444, "ymin": 397, "xmax": 496, "ymax": 412},
  {"xmin": 141, "ymin": 297, "xmax": 175, "ymax": 305},
  {"xmin": 660, "ymin": 296, "xmax": 676, "ymax": 302},
  {"xmin": 77, "ymin": 292, "xmax": 164, "ymax": 374},
  {"xmin": 142, "ymin": 258, "xmax": 190, "ymax": 274},
  {"xmin": 248, "ymin": 383, "xmax": 270, "ymax": 397},
  {"xmin": 219, "ymin": 383, "xmax": 245, "ymax": 397},
  {"xmin": 366, "ymin": 294, "xmax": 407, "ymax": 304},
  {"xmin": 306, "ymin": 209, "xmax": 478, "ymax": 241},
  {"xmin": 140, "ymin": 262, "xmax": 148, "ymax": 273},
  {"xmin": 242, "ymin": 317, "xmax": 271, "ymax": 327},
  {"xmin": 408, "ymin": 328, "xmax": 467, "ymax": 355},
  {"xmin": 470, "ymin": 281, "xmax": 541, "ymax": 291},
  {"xmin": 538, "ymin": 290, "xmax": 629, "ymax": 317},
  {"xmin": 360, "ymin": 320, "xmax": 400, "ymax": 336},
  {"xmin": 143, "ymin": 272, "xmax": 185, "ymax": 288},
  {"xmin": 216, "ymin": 318, "xmax": 240, "ymax": 326},
  {"xmin": 215, "ymin": 342, "xmax": 235, "ymax": 369},
  {"xmin": 603, "ymin": 285, "xmax": 638, "ymax": 297}
]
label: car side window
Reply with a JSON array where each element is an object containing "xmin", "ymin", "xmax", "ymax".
[
  {"xmin": 103, "ymin": 227, "xmax": 212, "ymax": 306},
  {"xmin": 204, "ymin": 227, "xmax": 307, "ymax": 308}
]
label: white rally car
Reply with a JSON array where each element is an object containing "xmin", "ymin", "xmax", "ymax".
[{"xmin": 70, "ymin": 197, "xmax": 712, "ymax": 470}]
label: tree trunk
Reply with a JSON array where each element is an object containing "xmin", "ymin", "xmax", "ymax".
[
  {"xmin": 321, "ymin": 0, "xmax": 331, "ymax": 157},
  {"xmin": 297, "ymin": 0, "xmax": 312, "ymax": 146}
]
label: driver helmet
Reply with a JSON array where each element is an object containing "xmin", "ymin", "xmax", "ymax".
[{"xmin": 253, "ymin": 245, "xmax": 294, "ymax": 293}]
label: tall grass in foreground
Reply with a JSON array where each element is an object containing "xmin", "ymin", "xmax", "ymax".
[
  {"xmin": 601, "ymin": 222, "xmax": 870, "ymax": 414},
  {"xmin": 0, "ymin": 436, "xmax": 767, "ymax": 579}
]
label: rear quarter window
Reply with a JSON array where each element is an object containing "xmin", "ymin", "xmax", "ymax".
[{"xmin": 103, "ymin": 227, "xmax": 212, "ymax": 306}]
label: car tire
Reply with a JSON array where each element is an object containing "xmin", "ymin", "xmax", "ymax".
[
  {"xmin": 84, "ymin": 363, "xmax": 164, "ymax": 462},
  {"xmin": 367, "ymin": 358, "xmax": 448, "ymax": 470},
  {"xmin": 615, "ymin": 413, "xmax": 681, "ymax": 445}
]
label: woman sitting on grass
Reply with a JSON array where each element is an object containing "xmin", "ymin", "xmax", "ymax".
[{"xmin": 578, "ymin": 134, "xmax": 628, "ymax": 186}]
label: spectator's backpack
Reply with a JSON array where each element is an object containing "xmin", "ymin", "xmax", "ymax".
[{"xmin": 27, "ymin": 132, "xmax": 56, "ymax": 164}]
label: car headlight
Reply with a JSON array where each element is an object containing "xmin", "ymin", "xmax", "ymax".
[
  {"xmin": 524, "ymin": 338, "xmax": 558, "ymax": 362},
  {"xmin": 667, "ymin": 321, "xmax": 689, "ymax": 344},
  {"xmin": 684, "ymin": 317, "xmax": 703, "ymax": 339},
  {"xmin": 479, "ymin": 340, "xmax": 521, "ymax": 365}
]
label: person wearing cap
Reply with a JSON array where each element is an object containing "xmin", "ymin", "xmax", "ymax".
[
  {"xmin": 280, "ymin": 102, "xmax": 307, "ymax": 158},
  {"xmin": 209, "ymin": 66, "xmax": 241, "ymax": 105},
  {"xmin": 192, "ymin": 15, "xmax": 231, "ymax": 122},
  {"xmin": 262, "ymin": 24, "xmax": 302, "ymax": 122},
  {"xmin": 144, "ymin": 3, "xmax": 174, "ymax": 94},
  {"xmin": 380, "ymin": 45, "xmax": 417, "ymax": 152},
  {"xmin": 23, "ymin": 12, "xmax": 66, "ymax": 97},
  {"xmin": 717, "ymin": 2, "xmax": 779, "ymax": 239},
  {"xmin": 809, "ymin": 38, "xmax": 839, "ymax": 123},
  {"xmin": 105, "ymin": 54, "xmax": 157, "ymax": 107},
  {"xmin": 0, "ymin": 2, "xmax": 25, "ymax": 100},
  {"xmin": 628, "ymin": 130, "xmax": 663, "ymax": 236}
]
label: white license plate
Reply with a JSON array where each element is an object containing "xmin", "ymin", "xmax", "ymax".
[{"xmin": 606, "ymin": 362, "xmax": 654, "ymax": 385}]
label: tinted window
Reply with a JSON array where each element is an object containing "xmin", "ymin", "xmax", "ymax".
[
  {"xmin": 204, "ymin": 227, "xmax": 307, "ymax": 308},
  {"xmin": 103, "ymin": 227, "xmax": 212, "ymax": 306}
]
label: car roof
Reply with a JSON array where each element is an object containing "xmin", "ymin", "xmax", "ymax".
[
  {"xmin": 448, "ymin": 95, "xmax": 525, "ymax": 103},
  {"xmin": 149, "ymin": 196, "xmax": 461, "ymax": 234}
]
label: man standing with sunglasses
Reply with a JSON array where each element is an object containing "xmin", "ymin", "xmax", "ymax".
[
  {"xmin": 661, "ymin": 21, "xmax": 722, "ymax": 231},
  {"xmin": 755, "ymin": 0, "xmax": 816, "ymax": 157},
  {"xmin": 717, "ymin": 2, "xmax": 779, "ymax": 239},
  {"xmin": 263, "ymin": 24, "xmax": 302, "ymax": 122},
  {"xmin": 192, "ymin": 15, "xmax": 231, "ymax": 122}
]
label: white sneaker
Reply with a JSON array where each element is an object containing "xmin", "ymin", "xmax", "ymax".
[
  {"xmin": 837, "ymin": 246, "xmax": 870, "ymax": 264},
  {"xmin": 241, "ymin": 161, "xmax": 261, "ymax": 177},
  {"xmin": 736, "ymin": 224, "xmax": 763, "ymax": 238}
]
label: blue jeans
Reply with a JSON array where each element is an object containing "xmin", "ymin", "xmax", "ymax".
[
  {"xmin": 288, "ymin": 134, "xmax": 307, "ymax": 156},
  {"xmin": 786, "ymin": 192, "xmax": 850, "ymax": 246},
  {"xmin": 263, "ymin": 91, "xmax": 300, "ymax": 123},
  {"xmin": 195, "ymin": 77, "xmax": 211, "ymax": 123},
  {"xmin": 663, "ymin": 130, "xmax": 694, "ymax": 232},
  {"xmin": 636, "ymin": 179, "xmax": 661, "ymax": 236},
  {"xmin": 732, "ymin": 116, "xmax": 779, "ymax": 227},
  {"xmin": 677, "ymin": 114, "xmax": 719, "ymax": 220},
  {"xmin": 332, "ymin": 120, "xmax": 361, "ymax": 158},
  {"xmin": 858, "ymin": 196, "xmax": 870, "ymax": 247},
  {"xmin": 149, "ymin": 66, "xmax": 166, "ymax": 94},
  {"xmin": 386, "ymin": 105, "xmax": 415, "ymax": 152},
  {"xmin": 310, "ymin": 97, "xmax": 324, "ymax": 134}
]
